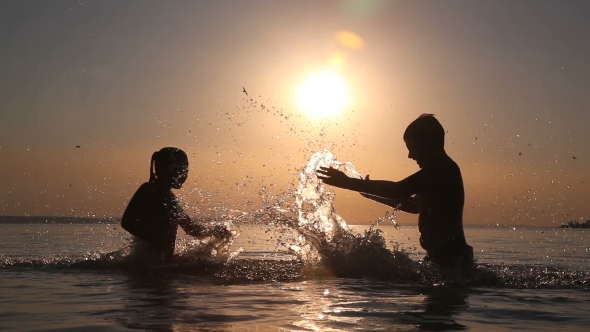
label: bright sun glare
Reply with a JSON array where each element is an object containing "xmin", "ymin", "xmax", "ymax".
[{"xmin": 296, "ymin": 71, "xmax": 350, "ymax": 119}]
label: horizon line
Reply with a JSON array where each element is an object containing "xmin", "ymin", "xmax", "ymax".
[{"xmin": 0, "ymin": 215, "xmax": 580, "ymax": 228}]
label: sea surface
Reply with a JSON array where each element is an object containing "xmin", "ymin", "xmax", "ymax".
[
  {"xmin": 2, "ymin": 150, "xmax": 589, "ymax": 331},
  {"xmin": 1, "ymin": 222, "xmax": 589, "ymax": 332}
]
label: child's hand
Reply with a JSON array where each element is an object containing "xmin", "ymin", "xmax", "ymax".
[
  {"xmin": 211, "ymin": 225, "xmax": 232, "ymax": 239},
  {"xmin": 316, "ymin": 166, "xmax": 350, "ymax": 186}
]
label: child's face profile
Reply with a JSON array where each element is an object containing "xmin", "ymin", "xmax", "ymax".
[
  {"xmin": 406, "ymin": 137, "xmax": 444, "ymax": 168},
  {"xmin": 405, "ymin": 139, "xmax": 426, "ymax": 168},
  {"xmin": 159, "ymin": 163, "xmax": 189, "ymax": 189}
]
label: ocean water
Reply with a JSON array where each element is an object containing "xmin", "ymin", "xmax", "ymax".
[
  {"xmin": 0, "ymin": 223, "xmax": 589, "ymax": 332},
  {"xmin": 1, "ymin": 150, "xmax": 589, "ymax": 331}
]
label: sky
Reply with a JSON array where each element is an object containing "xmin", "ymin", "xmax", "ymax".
[{"xmin": 1, "ymin": 0, "xmax": 589, "ymax": 227}]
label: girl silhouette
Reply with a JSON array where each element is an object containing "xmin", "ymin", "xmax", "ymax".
[{"xmin": 121, "ymin": 147, "xmax": 231, "ymax": 262}]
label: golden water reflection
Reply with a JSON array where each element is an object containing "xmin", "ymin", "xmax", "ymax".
[{"xmin": 285, "ymin": 280, "xmax": 468, "ymax": 331}]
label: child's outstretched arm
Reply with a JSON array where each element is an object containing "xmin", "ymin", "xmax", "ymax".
[
  {"xmin": 317, "ymin": 166, "xmax": 427, "ymax": 200},
  {"xmin": 358, "ymin": 174, "xmax": 420, "ymax": 213},
  {"xmin": 177, "ymin": 214, "xmax": 232, "ymax": 239},
  {"xmin": 360, "ymin": 192, "xmax": 420, "ymax": 214}
]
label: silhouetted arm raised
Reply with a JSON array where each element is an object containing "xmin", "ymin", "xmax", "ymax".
[
  {"xmin": 316, "ymin": 166, "xmax": 427, "ymax": 200},
  {"xmin": 360, "ymin": 193, "xmax": 420, "ymax": 214},
  {"xmin": 356, "ymin": 174, "xmax": 420, "ymax": 213}
]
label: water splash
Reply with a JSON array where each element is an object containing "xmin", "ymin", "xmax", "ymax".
[
  {"xmin": 279, "ymin": 149, "xmax": 590, "ymax": 286},
  {"xmin": 289, "ymin": 149, "xmax": 351, "ymax": 262},
  {"xmin": 374, "ymin": 204, "xmax": 402, "ymax": 229},
  {"xmin": 279, "ymin": 149, "xmax": 419, "ymax": 280},
  {"xmin": 2, "ymin": 149, "xmax": 590, "ymax": 287}
]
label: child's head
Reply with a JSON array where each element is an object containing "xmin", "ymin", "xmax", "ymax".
[
  {"xmin": 403, "ymin": 114, "xmax": 445, "ymax": 166},
  {"xmin": 149, "ymin": 147, "xmax": 189, "ymax": 189}
]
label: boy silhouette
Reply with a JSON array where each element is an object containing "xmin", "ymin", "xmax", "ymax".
[{"xmin": 317, "ymin": 114, "xmax": 473, "ymax": 270}]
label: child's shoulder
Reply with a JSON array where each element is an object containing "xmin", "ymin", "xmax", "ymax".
[
  {"xmin": 425, "ymin": 154, "xmax": 458, "ymax": 169},
  {"xmin": 135, "ymin": 182, "xmax": 156, "ymax": 196},
  {"xmin": 425, "ymin": 155, "xmax": 461, "ymax": 178},
  {"xmin": 137, "ymin": 181, "xmax": 154, "ymax": 190},
  {"xmin": 446, "ymin": 155, "xmax": 461, "ymax": 169}
]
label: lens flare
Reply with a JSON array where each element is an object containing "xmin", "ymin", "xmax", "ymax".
[{"xmin": 336, "ymin": 31, "xmax": 365, "ymax": 50}]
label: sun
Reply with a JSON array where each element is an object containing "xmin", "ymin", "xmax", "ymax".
[{"xmin": 295, "ymin": 70, "xmax": 350, "ymax": 119}]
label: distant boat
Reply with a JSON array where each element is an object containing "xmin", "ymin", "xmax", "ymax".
[{"xmin": 559, "ymin": 220, "xmax": 590, "ymax": 228}]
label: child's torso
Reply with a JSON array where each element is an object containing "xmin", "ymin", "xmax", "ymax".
[
  {"xmin": 416, "ymin": 155, "xmax": 466, "ymax": 251},
  {"xmin": 140, "ymin": 183, "xmax": 184, "ymax": 246}
]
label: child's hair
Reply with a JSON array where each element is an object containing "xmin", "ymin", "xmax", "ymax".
[
  {"xmin": 403, "ymin": 114, "xmax": 445, "ymax": 149},
  {"xmin": 149, "ymin": 147, "xmax": 189, "ymax": 183}
]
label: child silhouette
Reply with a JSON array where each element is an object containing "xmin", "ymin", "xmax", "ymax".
[
  {"xmin": 121, "ymin": 147, "xmax": 232, "ymax": 262},
  {"xmin": 317, "ymin": 114, "xmax": 473, "ymax": 270}
]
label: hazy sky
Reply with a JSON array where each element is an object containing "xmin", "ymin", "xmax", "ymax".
[{"xmin": 1, "ymin": 0, "xmax": 589, "ymax": 226}]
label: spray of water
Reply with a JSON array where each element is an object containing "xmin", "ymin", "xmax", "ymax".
[
  {"xmin": 3, "ymin": 148, "xmax": 590, "ymax": 287},
  {"xmin": 286, "ymin": 149, "xmax": 352, "ymax": 261},
  {"xmin": 277, "ymin": 149, "xmax": 418, "ymax": 279}
]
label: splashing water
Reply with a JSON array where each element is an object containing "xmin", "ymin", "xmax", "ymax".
[
  {"xmin": 279, "ymin": 149, "xmax": 590, "ymax": 285},
  {"xmin": 279, "ymin": 149, "xmax": 419, "ymax": 279},
  {"xmin": 10, "ymin": 149, "xmax": 422, "ymax": 281},
  {"xmin": 374, "ymin": 204, "xmax": 402, "ymax": 229},
  {"xmin": 289, "ymin": 149, "xmax": 355, "ymax": 261},
  {"xmin": 3, "ymin": 149, "xmax": 590, "ymax": 287}
]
